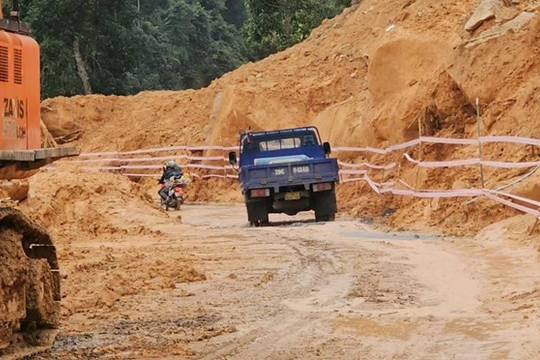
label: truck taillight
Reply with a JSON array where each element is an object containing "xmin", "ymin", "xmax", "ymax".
[
  {"xmin": 251, "ymin": 188, "xmax": 270, "ymax": 198},
  {"xmin": 312, "ymin": 182, "xmax": 332, "ymax": 192}
]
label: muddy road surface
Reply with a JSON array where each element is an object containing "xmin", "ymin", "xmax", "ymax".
[{"xmin": 32, "ymin": 204, "xmax": 540, "ymax": 359}]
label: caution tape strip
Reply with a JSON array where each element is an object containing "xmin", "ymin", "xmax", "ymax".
[{"xmin": 48, "ymin": 133, "xmax": 540, "ymax": 219}]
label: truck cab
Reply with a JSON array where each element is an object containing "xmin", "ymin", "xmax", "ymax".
[{"xmin": 230, "ymin": 126, "xmax": 339, "ymax": 225}]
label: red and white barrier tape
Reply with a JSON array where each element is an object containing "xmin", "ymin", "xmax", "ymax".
[
  {"xmin": 484, "ymin": 193, "xmax": 540, "ymax": 218},
  {"xmin": 48, "ymin": 133, "xmax": 540, "ymax": 219},
  {"xmin": 334, "ymin": 135, "xmax": 540, "ymax": 155},
  {"xmin": 70, "ymin": 155, "xmax": 229, "ymax": 163},
  {"xmin": 75, "ymin": 134, "xmax": 540, "ymax": 158},
  {"xmin": 344, "ymin": 175, "xmax": 540, "ymax": 218},
  {"xmin": 339, "ymin": 169, "xmax": 367, "ymax": 175},
  {"xmin": 73, "ymin": 134, "xmax": 540, "ymax": 172},
  {"xmin": 79, "ymin": 145, "xmax": 237, "ymax": 157},
  {"xmin": 78, "ymin": 170, "xmax": 233, "ymax": 180},
  {"xmin": 404, "ymin": 153, "xmax": 481, "ymax": 168},
  {"xmin": 338, "ymin": 160, "xmax": 397, "ymax": 170},
  {"xmin": 78, "ymin": 163, "xmax": 235, "ymax": 171},
  {"xmin": 404, "ymin": 153, "xmax": 540, "ymax": 169},
  {"xmin": 47, "ymin": 163, "xmax": 540, "ymax": 219}
]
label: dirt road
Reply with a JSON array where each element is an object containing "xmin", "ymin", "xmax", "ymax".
[{"xmin": 33, "ymin": 204, "xmax": 540, "ymax": 359}]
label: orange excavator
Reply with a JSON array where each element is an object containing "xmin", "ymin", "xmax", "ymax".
[{"xmin": 0, "ymin": 0, "xmax": 78, "ymax": 357}]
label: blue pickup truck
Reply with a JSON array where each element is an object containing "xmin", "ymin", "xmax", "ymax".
[{"xmin": 229, "ymin": 126, "xmax": 339, "ymax": 226}]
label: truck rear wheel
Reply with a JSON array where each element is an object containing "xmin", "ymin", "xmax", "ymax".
[
  {"xmin": 313, "ymin": 188, "xmax": 337, "ymax": 222},
  {"xmin": 315, "ymin": 212, "xmax": 335, "ymax": 222},
  {"xmin": 250, "ymin": 219, "xmax": 269, "ymax": 227},
  {"xmin": 246, "ymin": 201, "xmax": 269, "ymax": 226}
]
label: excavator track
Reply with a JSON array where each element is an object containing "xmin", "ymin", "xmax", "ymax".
[{"xmin": 0, "ymin": 207, "xmax": 60, "ymax": 358}]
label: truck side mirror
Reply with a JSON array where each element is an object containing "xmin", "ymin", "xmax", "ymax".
[
  {"xmin": 228, "ymin": 151, "xmax": 237, "ymax": 164},
  {"xmin": 323, "ymin": 142, "xmax": 331, "ymax": 155}
]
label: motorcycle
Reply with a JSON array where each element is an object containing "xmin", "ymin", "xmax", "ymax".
[{"xmin": 160, "ymin": 175, "xmax": 190, "ymax": 211}]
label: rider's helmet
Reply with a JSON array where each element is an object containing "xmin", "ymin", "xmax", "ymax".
[{"xmin": 166, "ymin": 160, "xmax": 177, "ymax": 169}]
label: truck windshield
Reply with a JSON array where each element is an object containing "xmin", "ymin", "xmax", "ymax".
[
  {"xmin": 242, "ymin": 132, "xmax": 319, "ymax": 152},
  {"xmin": 259, "ymin": 137, "xmax": 302, "ymax": 151}
]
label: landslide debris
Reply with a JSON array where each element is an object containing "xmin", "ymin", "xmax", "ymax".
[
  {"xmin": 40, "ymin": 0, "xmax": 540, "ymax": 235},
  {"xmin": 18, "ymin": 168, "xmax": 207, "ymax": 322}
]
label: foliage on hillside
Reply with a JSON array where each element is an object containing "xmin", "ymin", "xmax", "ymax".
[
  {"xmin": 2, "ymin": 0, "xmax": 349, "ymax": 98},
  {"xmin": 244, "ymin": 0, "xmax": 351, "ymax": 59}
]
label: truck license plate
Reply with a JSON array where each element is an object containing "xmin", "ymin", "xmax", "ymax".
[{"xmin": 284, "ymin": 192, "xmax": 300, "ymax": 201}]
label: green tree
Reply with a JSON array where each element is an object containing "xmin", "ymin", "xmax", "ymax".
[
  {"xmin": 163, "ymin": 0, "xmax": 246, "ymax": 89},
  {"xmin": 26, "ymin": 0, "xmax": 139, "ymax": 97},
  {"xmin": 3, "ymin": 0, "xmax": 348, "ymax": 97},
  {"xmin": 224, "ymin": 0, "xmax": 246, "ymax": 28},
  {"xmin": 21, "ymin": 0, "xmax": 247, "ymax": 97},
  {"xmin": 243, "ymin": 0, "xmax": 350, "ymax": 59}
]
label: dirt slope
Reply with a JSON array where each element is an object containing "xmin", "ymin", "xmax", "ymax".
[
  {"xmin": 40, "ymin": 0, "xmax": 540, "ymax": 235},
  {"xmin": 17, "ymin": 169, "xmax": 206, "ymax": 322}
]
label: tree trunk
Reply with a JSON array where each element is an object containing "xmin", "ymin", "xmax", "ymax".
[{"xmin": 73, "ymin": 38, "xmax": 92, "ymax": 94}]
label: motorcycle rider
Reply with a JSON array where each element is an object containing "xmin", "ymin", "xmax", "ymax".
[{"xmin": 158, "ymin": 160, "xmax": 183, "ymax": 208}]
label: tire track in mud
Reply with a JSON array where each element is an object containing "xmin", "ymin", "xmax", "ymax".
[
  {"xmin": 31, "ymin": 204, "xmax": 540, "ymax": 359},
  {"xmin": 196, "ymin": 229, "xmax": 355, "ymax": 360},
  {"xmin": 180, "ymin": 207, "xmax": 518, "ymax": 359},
  {"xmin": 187, "ymin": 216, "xmax": 381, "ymax": 359}
]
